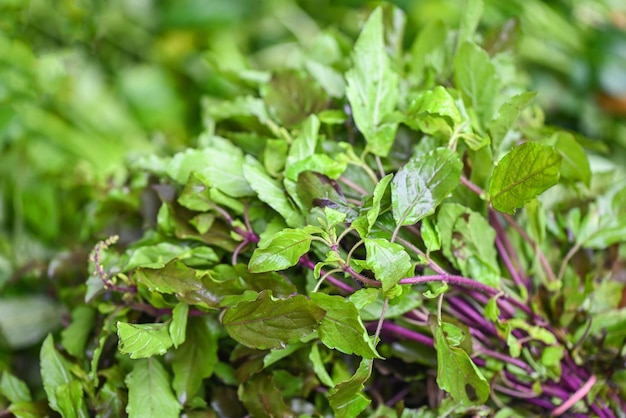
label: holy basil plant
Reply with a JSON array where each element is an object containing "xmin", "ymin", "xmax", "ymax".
[{"xmin": 5, "ymin": 1, "xmax": 626, "ymax": 417}]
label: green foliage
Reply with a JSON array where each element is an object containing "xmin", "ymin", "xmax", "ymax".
[
  {"xmin": 40, "ymin": 335, "xmax": 89, "ymax": 417},
  {"xmin": 311, "ymin": 293, "xmax": 380, "ymax": 359},
  {"xmin": 345, "ymin": 7, "xmax": 399, "ymax": 157},
  {"xmin": 489, "ymin": 142, "xmax": 562, "ymax": 214},
  {"xmin": 2, "ymin": 1, "xmax": 626, "ymax": 417},
  {"xmin": 222, "ymin": 291, "xmax": 325, "ymax": 350},
  {"xmin": 391, "ymin": 147, "xmax": 463, "ymax": 227},
  {"xmin": 249, "ymin": 228, "xmax": 316, "ymax": 272},
  {"xmin": 125, "ymin": 358, "xmax": 181, "ymax": 418},
  {"xmin": 364, "ymin": 238, "xmax": 413, "ymax": 295},
  {"xmin": 328, "ymin": 359, "xmax": 373, "ymax": 417},
  {"xmin": 454, "ymin": 42, "xmax": 499, "ymax": 130},
  {"xmin": 437, "ymin": 204, "xmax": 500, "ymax": 288},
  {"xmin": 433, "ymin": 321, "xmax": 490, "ymax": 406}
]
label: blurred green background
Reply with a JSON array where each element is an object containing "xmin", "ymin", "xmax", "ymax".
[{"xmin": 0, "ymin": 0, "xmax": 625, "ymax": 366}]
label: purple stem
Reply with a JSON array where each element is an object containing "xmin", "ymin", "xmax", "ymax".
[
  {"xmin": 243, "ymin": 200, "xmax": 257, "ymax": 241},
  {"xmin": 563, "ymin": 354, "xmax": 589, "ymax": 380},
  {"xmin": 541, "ymin": 384, "xmax": 571, "ymax": 400},
  {"xmin": 404, "ymin": 309, "xmax": 429, "ymax": 323},
  {"xmin": 298, "ymin": 255, "xmax": 354, "ymax": 293},
  {"xmin": 490, "ymin": 211, "xmax": 527, "ymax": 286},
  {"xmin": 377, "ymin": 321, "xmax": 434, "ymax": 347},
  {"xmin": 447, "ymin": 296, "xmax": 498, "ymax": 335},
  {"xmin": 495, "ymin": 235, "xmax": 527, "ymax": 291},
  {"xmin": 475, "ymin": 347, "xmax": 534, "ymax": 374},
  {"xmin": 591, "ymin": 403, "xmax": 609, "ymax": 418},
  {"xmin": 609, "ymin": 393, "xmax": 625, "ymax": 415},
  {"xmin": 460, "ymin": 176, "xmax": 485, "ymax": 196},
  {"xmin": 400, "ymin": 274, "xmax": 534, "ymax": 317},
  {"xmin": 231, "ymin": 240, "xmax": 248, "ymax": 265},
  {"xmin": 399, "ymin": 274, "xmax": 498, "ymax": 294},
  {"xmin": 468, "ymin": 327, "xmax": 496, "ymax": 348}
]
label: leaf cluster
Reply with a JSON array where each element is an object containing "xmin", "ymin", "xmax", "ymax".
[{"xmin": 1, "ymin": 1, "xmax": 626, "ymax": 417}]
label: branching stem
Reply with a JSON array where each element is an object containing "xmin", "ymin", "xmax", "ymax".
[
  {"xmin": 314, "ymin": 268, "xmax": 344, "ymax": 293},
  {"xmin": 460, "ymin": 175, "xmax": 486, "ymax": 197},
  {"xmin": 373, "ymin": 297, "xmax": 389, "ymax": 345},
  {"xmin": 299, "ymin": 255, "xmax": 354, "ymax": 293}
]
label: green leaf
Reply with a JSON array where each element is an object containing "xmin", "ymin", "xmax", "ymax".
[
  {"xmin": 543, "ymin": 131, "xmax": 591, "ymax": 186},
  {"xmin": 507, "ymin": 319, "xmax": 556, "ymax": 345},
  {"xmin": 8, "ymin": 400, "xmax": 48, "ymax": 418},
  {"xmin": 328, "ymin": 358, "xmax": 373, "ymax": 418},
  {"xmin": 125, "ymin": 358, "xmax": 181, "ymax": 418},
  {"xmin": 409, "ymin": 20, "xmax": 447, "ymax": 83},
  {"xmin": 249, "ymin": 228, "xmax": 314, "ymax": 273},
  {"xmin": 124, "ymin": 242, "xmax": 196, "ymax": 271},
  {"xmin": 488, "ymin": 91, "xmax": 537, "ymax": 154},
  {"xmin": 345, "ymin": 7, "xmax": 399, "ymax": 157},
  {"xmin": 576, "ymin": 183, "xmax": 626, "ymax": 248},
  {"xmin": 117, "ymin": 322, "xmax": 174, "ymax": 359},
  {"xmin": 239, "ymin": 372, "xmax": 292, "ymax": 417},
  {"xmin": 167, "ymin": 143, "xmax": 254, "ymax": 197},
  {"xmin": 489, "ymin": 142, "xmax": 561, "ymax": 214},
  {"xmin": 285, "ymin": 154, "xmax": 347, "ymax": 181},
  {"xmin": 306, "ymin": 60, "xmax": 346, "ymax": 99},
  {"xmin": 367, "ymin": 174, "xmax": 393, "ymax": 231},
  {"xmin": 485, "ymin": 297, "xmax": 501, "ymax": 322},
  {"xmin": 351, "ymin": 287, "xmax": 422, "ymax": 321},
  {"xmin": 261, "ymin": 69, "xmax": 328, "ymax": 128},
  {"xmin": 61, "ymin": 306, "xmax": 96, "ymax": 359},
  {"xmin": 216, "ymin": 264, "xmax": 297, "ymax": 297},
  {"xmin": 391, "ymin": 147, "xmax": 462, "ymax": 226},
  {"xmin": 423, "ymin": 282, "xmax": 449, "ymax": 299},
  {"xmin": 287, "ymin": 115, "xmax": 320, "ymax": 166},
  {"xmin": 324, "ymin": 206, "xmax": 347, "ymax": 228},
  {"xmin": 434, "ymin": 322, "xmax": 489, "ymax": 406},
  {"xmin": 453, "ymin": 42, "xmax": 499, "ymax": 129},
  {"xmin": 295, "ymin": 171, "xmax": 352, "ymax": 215},
  {"xmin": 406, "ymin": 86, "xmax": 462, "ymax": 136},
  {"xmin": 437, "ymin": 203, "xmax": 500, "ymax": 288},
  {"xmin": 134, "ymin": 261, "xmax": 212, "ymax": 307},
  {"xmin": 243, "ymin": 155, "xmax": 302, "ymax": 226},
  {"xmin": 94, "ymin": 368, "xmax": 126, "ymax": 418},
  {"xmin": 169, "ymin": 303, "xmax": 189, "ymax": 349},
  {"xmin": 263, "ymin": 343, "xmax": 305, "ymax": 369},
  {"xmin": 222, "ymin": 290, "xmax": 325, "ymax": 350},
  {"xmin": 421, "ymin": 217, "xmax": 441, "ymax": 252},
  {"xmin": 172, "ymin": 317, "xmax": 218, "ymax": 404},
  {"xmin": 458, "ymin": 0, "xmax": 483, "ymax": 45},
  {"xmin": 461, "ymin": 131, "xmax": 491, "ymax": 151},
  {"xmin": 264, "ymin": 138, "xmax": 288, "ymax": 177},
  {"xmin": 525, "ymin": 198, "xmax": 546, "ymax": 244},
  {"xmin": 352, "ymin": 174, "xmax": 393, "ymax": 238},
  {"xmin": 203, "ymin": 95, "xmax": 270, "ymax": 124},
  {"xmin": 56, "ymin": 380, "xmax": 88, "ymax": 418},
  {"xmin": 0, "ymin": 371, "xmax": 32, "ymax": 403},
  {"xmin": 310, "ymin": 293, "xmax": 380, "ymax": 359},
  {"xmin": 364, "ymin": 238, "xmax": 412, "ymax": 295},
  {"xmin": 309, "ymin": 344, "xmax": 335, "ymax": 387},
  {"xmin": 219, "ymin": 290, "xmax": 260, "ymax": 309},
  {"xmin": 40, "ymin": 335, "xmax": 88, "ymax": 417},
  {"xmin": 540, "ymin": 345, "xmax": 564, "ymax": 379}
]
